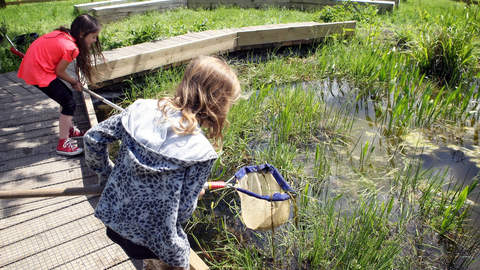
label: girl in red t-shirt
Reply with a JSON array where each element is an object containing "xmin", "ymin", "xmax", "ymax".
[{"xmin": 18, "ymin": 14, "xmax": 106, "ymax": 156}]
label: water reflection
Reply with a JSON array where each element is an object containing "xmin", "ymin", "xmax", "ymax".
[{"xmin": 305, "ymin": 78, "xmax": 480, "ymax": 224}]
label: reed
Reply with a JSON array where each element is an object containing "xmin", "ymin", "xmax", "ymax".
[
  {"xmin": 313, "ymin": 143, "xmax": 331, "ymax": 181},
  {"xmin": 121, "ymin": 65, "xmax": 184, "ymax": 105},
  {"xmin": 406, "ymin": 6, "xmax": 479, "ymax": 85}
]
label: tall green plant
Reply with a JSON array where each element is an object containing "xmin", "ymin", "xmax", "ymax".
[
  {"xmin": 316, "ymin": 1, "xmax": 379, "ymax": 25},
  {"xmin": 407, "ymin": 8, "xmax": 478, "ymax": 85}
]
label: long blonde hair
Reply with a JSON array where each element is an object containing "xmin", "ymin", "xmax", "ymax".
[{"xmin": 158, "ymin": 56, "xmax": 241, "ymax": 149}]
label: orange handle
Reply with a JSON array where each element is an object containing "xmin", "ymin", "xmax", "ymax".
[{"xmin": 203, "ymin": 181, "xmax": 226, "ymax": 190}]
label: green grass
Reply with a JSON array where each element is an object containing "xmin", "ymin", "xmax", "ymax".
[{"xmin": 101, "ymin": 6, "xmax": 317, "ymax": 50}]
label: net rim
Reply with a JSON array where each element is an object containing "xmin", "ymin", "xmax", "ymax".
[{"xmin": 234, "ymin": 163, "xmax": 295, "ymax": 201}]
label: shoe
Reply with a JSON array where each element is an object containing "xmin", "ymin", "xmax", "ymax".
[
  {"xmin": 69, "ymin": 125, "xmax": 87, "ymax": 139},
  {"xmin": 57, "ymin": 138, "xmax": 84, "ymax": 156}
]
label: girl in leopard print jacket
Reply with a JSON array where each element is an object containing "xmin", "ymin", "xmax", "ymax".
[{"xmin": 84, "ymin": 56, "xmax": 241, "ymax": 269}]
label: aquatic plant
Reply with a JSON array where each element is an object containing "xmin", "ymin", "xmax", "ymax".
[
  {"xmin": 122, "ymin": 65, "xmax": 184, "ymax": 106},
  {"xmin": 407, "ymin": 7, "xmax": 479, "ymax": 85}
]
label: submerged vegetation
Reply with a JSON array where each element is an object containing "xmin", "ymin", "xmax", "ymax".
[{"xmin": 2, "ymin": 0, "xmax": 480, "ymax": 268}]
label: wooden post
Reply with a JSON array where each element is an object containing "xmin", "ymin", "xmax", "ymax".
[{"xmin": 0, "ymin": 0, "xmax": 6, "ymax": 8}]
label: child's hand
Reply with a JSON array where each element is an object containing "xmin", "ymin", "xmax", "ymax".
[
  {"xmin": 198, "ymin": 188, "xmax": 205, "ymax": 198},
  {"xmin": 71, "ymin": 80, "xmax": 82, "ymax": 92}
]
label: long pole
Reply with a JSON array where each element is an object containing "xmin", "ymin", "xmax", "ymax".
[
  {"xmin": 82, "ymin": 87, "xmax": 125, "ymax": 112},
  {"xmin": 0, "ymin": 187, "xmax": 105, "ymax": 199},
  {"xmin": 0, "ymin": 182, "xmax": 225, "ymax": 199}
]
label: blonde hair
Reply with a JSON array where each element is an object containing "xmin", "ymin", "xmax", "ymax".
[{"xmin": 158, "ymin": 55, "xmax": 241, "ymax": 149}]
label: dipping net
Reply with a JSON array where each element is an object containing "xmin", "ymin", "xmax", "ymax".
[{"xmin": 230, "ymin": 164, "xmax": 294, "ymax": 231}]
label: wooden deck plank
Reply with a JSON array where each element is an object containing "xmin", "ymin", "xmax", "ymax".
[
  {"xmin": 0, "ymin": 111, "xmax": 59, "ymax": 130},
  {"xmin": 0, "ymin": 76, "xmax": 32, "ymax": 97},
  {"xmin": 130, "ymin": 38, "xmax": 182, "ymax": 52},
  {"xmin": 119, "ymin": 44, "xmax": 157, "ymax": 57},
  {"xmin": 2, "ymin": 72, "xmax": 39, "ymax": 94},
  {"xmin": 0, "ymin": 139, "xmax": 85, "ymax": 162},
  {"xmin": 0, "ymin": 125, "xmax": 57, "ymax": 145},
  {"xmin": 0, "ymin": 162, "xmax": 96, "ymax": 191},
  {"xmin": 1, "ymin": 196, "xmax": 96, "ymax": 246},
  {"xmin": 104, "ymin": 47, "xmax": 138, "ymax": 59},
  {"xmin": 0, "ymin": 95, "xmax": 52, "ymax": 109},
  {"xmin": 96, "ymin": 32, "xmax": 237, "ymax": 81},
  {"xmin": 0, "ymin": 117, "xmax": 59, "ymax": 137},
  {"xmin": 74, "ymin": 0, "xmax": 136, "ymax": 12},
  {"xmin": 0, "ymin": 102, "xmax": 60, "ymax": 118},
  {"xmin": 188, "ymin": 31, "xmax": 217, "ymax": 38},
  {"xmin": 58, "ymin": 238, "xmax": 137, "ymax": 270},
  {"xmin": 93, "ymin": 0, "xmax": 187, "ymax": 22},
  {"xmin": 1, "ymin": 133, "xmax": 57, "ymax": 152},
  {"xmin": 176, "ymin": 33, "xmax": 206, "ymax": 42},
  {"xmin": 212, "ymin": 29, "xmax": 238, "ymax": 35},
  {"xmin": 0, "ymin": 156, "xmax": 94, "ymax": 182},
  {"xmin": 0, "ymin": 89, "xmax": 46, "ymax": 102},
  {"xmin": 2, "ymin": 73, "xmax": 35, "ymax": 93},
  {"xmin": 0, "ymin": 152, "xmax": 73, "ymax": 174},
  {"xmin": 122, "ymin": 42, "xmax": 158, "ymax": 53},
  {"xmin": 1, "ymin": 202, "xmax": 105, "ymax": 267},
  {"xmin": 0, "ymin": 196, "xmax": 80, "ymax": 227},
  {"xmin": 237, "ymin": 21, "xmax": 355, "ymax": 46}
]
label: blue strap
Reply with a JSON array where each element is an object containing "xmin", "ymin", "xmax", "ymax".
[{"xmin": 234, "ymin": 163, "xmax": 295, "ymax": 202}]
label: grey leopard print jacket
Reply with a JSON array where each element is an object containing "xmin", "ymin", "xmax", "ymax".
[{"xmin": 84, "ymin": 99, "xmax": 218, "ymax": 268}]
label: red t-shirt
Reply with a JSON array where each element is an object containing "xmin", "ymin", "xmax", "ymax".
[{"xmin": 18, "ymin": 30, "xmax": 79, "ymax": 87}]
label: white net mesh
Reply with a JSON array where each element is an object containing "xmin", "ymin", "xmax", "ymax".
[{"xmin": 235, "ymin": 171, "xmax": 290, "ymax": 231}]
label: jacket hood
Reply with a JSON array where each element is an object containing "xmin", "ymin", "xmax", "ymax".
[{"xmin": 119, "ymin": 99, "xmax": 218, "ymax": 174}]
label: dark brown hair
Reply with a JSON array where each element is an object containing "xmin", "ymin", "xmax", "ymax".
[{"xmin": 58, "ymin": 14, "xmax": 105, "ymax": 86}]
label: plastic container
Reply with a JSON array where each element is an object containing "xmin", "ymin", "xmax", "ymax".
[{"xmin": 13, "ymin": 32, "xmax": 39, "ymax": 46}]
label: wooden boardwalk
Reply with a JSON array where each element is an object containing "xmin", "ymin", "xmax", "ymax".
[{"xmin": 0, "ymin": 71, "xmax": 144, "ymax": 269}]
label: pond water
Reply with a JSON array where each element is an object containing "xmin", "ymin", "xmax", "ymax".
[{"xmin": 304, "ymin": 78, "xmax": 480, "ymax": 223}]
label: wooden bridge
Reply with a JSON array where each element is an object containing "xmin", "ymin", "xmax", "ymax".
[{"xmin": 0, "ymin": 21, "xmax": 355, "ymax": 269}]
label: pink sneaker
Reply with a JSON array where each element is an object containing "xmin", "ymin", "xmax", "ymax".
[
  {"xmin": 69, "ymin": 126, "xmax": 87, "ymax": 139},
  {"xmin": 57, "ymin": 138, "xmax": 84, "ymax": 156}
]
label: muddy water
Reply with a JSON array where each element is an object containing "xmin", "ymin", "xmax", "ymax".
[{"xmin": 305, "ymin": 78, "xmax": 480, "ymax": 226}]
